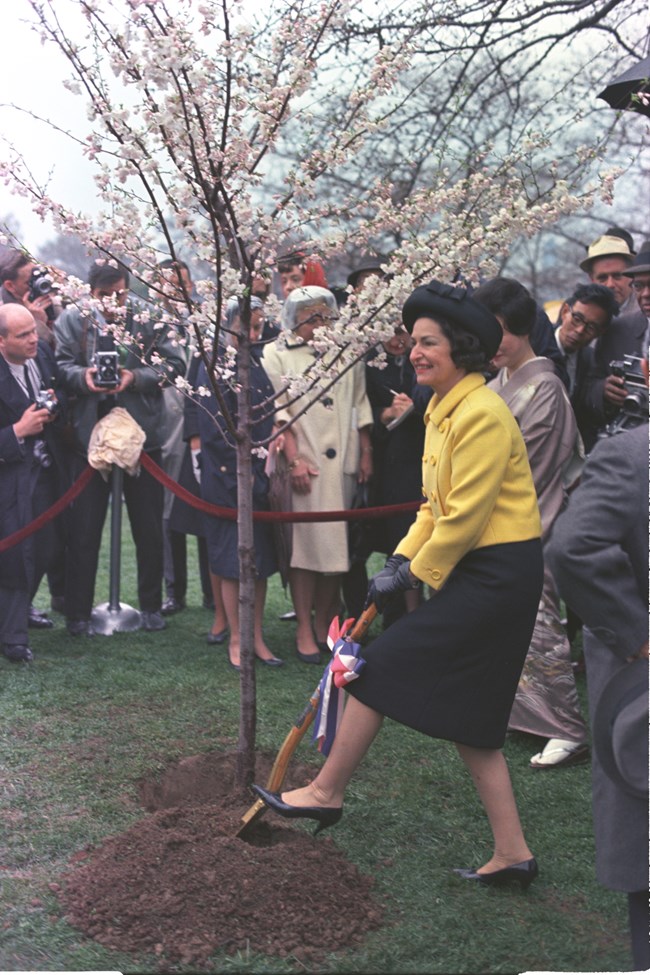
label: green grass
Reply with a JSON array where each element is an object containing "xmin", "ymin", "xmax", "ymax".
[{"xmin": 1, "ymin": 527, "xmax": 633, "ymax": 973}]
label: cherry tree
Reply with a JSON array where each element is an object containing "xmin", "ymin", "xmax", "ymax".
[{"xmin": 0, "ymin": 0, "xmax": 620, "ymax": 785}]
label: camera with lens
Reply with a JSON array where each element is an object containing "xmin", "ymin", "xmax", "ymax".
[
  {"xmin": 28, "ymin": 265, "xmax": 56, "ymax": 321},
  {"xmin": 600, "ymin": 355, "xmax": 648, "ymax": 438},
  {"xmin": 91, "ymin": 350, "xmax": 120, "ymax": 389},
  {"xmin": 34, "ymin": 390, "xmax": 58, "ymax": 415}
]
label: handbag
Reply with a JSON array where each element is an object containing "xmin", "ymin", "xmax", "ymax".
[{"xmin": 266, "ymin": 449, "xmax": 293, "ymax": 588}]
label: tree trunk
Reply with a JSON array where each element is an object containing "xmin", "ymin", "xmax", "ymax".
[{"xmin": 234, "ymin": 332, "xmax": 257, "ymax": 789}]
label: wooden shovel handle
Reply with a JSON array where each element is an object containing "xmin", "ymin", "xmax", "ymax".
[{"xmin": 265, "ymin": 603, "xmax": 377, "ymax": 791}]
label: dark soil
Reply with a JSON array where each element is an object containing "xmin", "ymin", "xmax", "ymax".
[{"xmin": 57, "ymin": 751, "xmax": 385, "ymax": 969}]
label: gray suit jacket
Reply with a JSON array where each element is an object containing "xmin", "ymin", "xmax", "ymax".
[
  {"xmin": 55, "ymin": 304, "xmax": 186, "ymax": 453},
  {"xmin": 546, "ymin": 424, "xmax": 648, "ymax": 891}
]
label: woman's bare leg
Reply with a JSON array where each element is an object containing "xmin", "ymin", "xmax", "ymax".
[
  {"xmin": 289, "ymin": 567, "xmax": 320, "ymax": 657},
  {"xmin": 313, "ymin": 573, "xmax": 342, "ymax": 644},
  {"xmin": 209, "ymin": 571, "xmax": 228, "ymax": 635},
  {"xmin": 281, "ymin": 697, "xmax": 383, "ymax": 808},
  {"xmin": 221, "ymin": 578, "xmax": 241, "ymax": 666},
  {"xmin": 455, "ymin": 743, "xmax": 533, "ymax": 872},
  {"xmin": 253, "ymin": 578, "xmax": 275, "ymax": 660}
]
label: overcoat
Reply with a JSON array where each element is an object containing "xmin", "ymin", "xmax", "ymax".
[
  {"xmin": 262, "ymin": 337, "xmax": 372, "ymax": 574},
  {"xmin": 54, "ymin": 304, "xmax": 186, "ymax": 452},
  {"xmin": 547, "ymin": 423, "xmax": 648, "ymax": 892},
  {"xmin": 190, "ymin": 352, "xmax": 277, "ymax": 581},
  {"xmin": 0, "ymin": 342, "xmax": 65, "ymax": 589}
]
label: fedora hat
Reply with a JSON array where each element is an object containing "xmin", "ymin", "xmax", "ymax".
[
  {"xmin": 592, "ymin": 657, "xmax": 648, "ymax": 799},
  {"xmin": 623, "ymin": 241, "xmax": 650, "ymax": 277},
  {"xmin": 579, "ymin": 234, "xmax": 635, "ymax": 273}
]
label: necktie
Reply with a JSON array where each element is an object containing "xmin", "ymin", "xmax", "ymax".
[{"xmin": 23, "ymin": 365, "xmax": 36, "ymax": 401}]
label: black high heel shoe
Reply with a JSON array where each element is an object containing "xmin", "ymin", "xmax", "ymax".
[
  {"xmin": 453, "ymin": 857, "xmax": 538, "ymax": 890},
  {"xmin": 251, "ymin": 785, "xmax": 342, "ymax": 835}
]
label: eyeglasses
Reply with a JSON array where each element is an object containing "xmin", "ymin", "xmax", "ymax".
[
  {"xmin": 298, "ymin": 312, "xmax": 337, "ymax": 327},
  {"xmin": 569, "ymin": 309, "xmax": 604, "ymax": 338},
  {"xmin": 631, "ymin": 278, "xmax": 650, "ymax": 294}
]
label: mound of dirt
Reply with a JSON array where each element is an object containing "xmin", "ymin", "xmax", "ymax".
[{"xmin": 57, "ymin": 752, "xmax": 386, "ymax": 968}]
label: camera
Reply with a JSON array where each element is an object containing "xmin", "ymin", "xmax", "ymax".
[
  {"xmin": 600, "ymin": 355, "xmax": 648, "ymax": 438},
  {"xmin": 610, "ymin": 355, "xmax": 648, "ymax": 417},
  {"xmin": 34, "ymin": 390, "xmax": 58, "ymax": 415},
  {"xmin": 28, "ymin": 265, "xmax": 56, "ymax": 322},
  {"xmin": 91, "ymin": 350, "xmax": 120, "ymax": 389},
  {"xmin": 33, "ymin": 439, "xmax": 52, "ymax": 469}
]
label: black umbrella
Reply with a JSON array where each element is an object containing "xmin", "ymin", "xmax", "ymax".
[{"xmin": 598, "ymin": 54, "xmax": 650, "ymax": 118}]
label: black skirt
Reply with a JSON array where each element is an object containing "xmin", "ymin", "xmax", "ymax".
[{"xmin": 347, "ymin": 540, "xmax": 543, "ymax": 749}]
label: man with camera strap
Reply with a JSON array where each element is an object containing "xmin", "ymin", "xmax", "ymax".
[
  {"xmin": 0, "ymin": 304, "xmax": 65, "ymax": 662},
  {"xmin": 54, "ymin": 260, "xmax": 186, "ymax": 637}
]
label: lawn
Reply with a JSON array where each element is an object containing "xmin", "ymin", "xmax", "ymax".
[{"xmin": 0, "ymin": 522, "xmax": 634, "ymax": 973}]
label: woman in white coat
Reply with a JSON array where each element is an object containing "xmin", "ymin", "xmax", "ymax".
[{"xmin": 263, "ymin": 286, "xmax": 373, "ymax": 663}]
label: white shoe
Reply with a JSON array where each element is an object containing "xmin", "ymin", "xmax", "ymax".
[{"xmin": 530, "ymin": 738, "xmax": 589, "ymax": 769}]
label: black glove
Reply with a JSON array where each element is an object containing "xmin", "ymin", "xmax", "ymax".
[{"xmin": 366, "ymin": 554, "xmax": 418, "ymax": 613}]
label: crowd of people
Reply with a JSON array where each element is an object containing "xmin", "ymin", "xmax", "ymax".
[{"xmin": 0, "ymin": 230, "xmax": 647, "ymax": 968}]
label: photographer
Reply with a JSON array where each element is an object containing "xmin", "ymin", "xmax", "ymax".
[
  {"xmin": 0, "ymin": 305, "xmax": 66, "ymax": 663},
  {"xmin": 0, "ymin": 248, "xmax": 60, "ymax": 345},
  {"xmin": 54, "ymin": 261, "xmax": 186, "ymax": 636},
  {"xmin": 580, "ymin": 241, "xmax": 649, "ymax": 442}
]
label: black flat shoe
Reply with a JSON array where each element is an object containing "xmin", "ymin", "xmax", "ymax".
[
  {"xmin": 251, "ymin": 785, "xmax": 342, "ymax": 835},
  {"xmin": 453, "ymin": 857, "xmax": 538, "ymax": 890},
  {"xmin": 256, "ymin": 655, "xmax": 284, "ymax": 667},
  {"xmin": 206, "ymin": 628, "xmax": 228, "ymax": 645},
  {"xmin": 295, "ymin": 644, "xmax": 321, "ymax": 664}
]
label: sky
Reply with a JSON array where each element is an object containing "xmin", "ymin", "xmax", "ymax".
[
  {"xmin": 0, "ymin": 0, "xmax": 647, "ymax": 255},
  {"xmin": 0, "ymin": 2, "xmax": 100, "ymax": 247}
]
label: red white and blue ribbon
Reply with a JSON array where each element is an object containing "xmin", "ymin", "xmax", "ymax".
[{"xmin": 312, "ymin": 616, "xmax": 367, "ymax": 755}]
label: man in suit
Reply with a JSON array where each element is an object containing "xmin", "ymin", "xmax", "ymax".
[
  {"xmin": 55, "ymin": 261, "xmax": 186, "ymax": 636},
  {"xmin": 0, "ymin": 305, "xmax": 65, "ymax": 662},
  {"xmin": 0, "ymin": 247, "xmax": 66, "ymax": 623},
  {"xmin": 547, "ymin": 421, "xmax": 649, "ymax": 971},
  {"xmin": 579, "ymin": 239, "xmax": 648, "ymax": 443},
  {"xmin": 550, "ymin": 283, "xmax": 619, "ymax": 452},
  {"xmin": 580, "ymin": 229, "xmax": 638, "ymax": 315}
]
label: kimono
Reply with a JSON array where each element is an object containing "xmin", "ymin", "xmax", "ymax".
[{"xmin": 489, "ymin": 357, "xmax": 588, "ymax": 743}]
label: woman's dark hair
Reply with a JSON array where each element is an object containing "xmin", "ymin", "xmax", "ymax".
[
  {"xmin": 436, "ymin": 317, "xmax": 491, "ymax": 372},
  {"xmin": 472, "ymin": 277, "xmax": 536, "ymax": 336},
  {"xmin": 88, "ymin": 261, "xmax": 130, "ymax": 292}
]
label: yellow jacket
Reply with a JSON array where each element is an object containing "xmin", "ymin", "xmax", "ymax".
[{"xmin": 395, "ymin": 373, "xmax": 541, "ymax": 589}]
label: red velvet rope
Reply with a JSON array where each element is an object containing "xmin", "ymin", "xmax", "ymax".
[
  {"xmin": 0, "ymin": 453, "xmax": 423, "ymax": 553},
  {"xmin": 139, "ymin": 451, "xmax": 423, "ymax": 523}
]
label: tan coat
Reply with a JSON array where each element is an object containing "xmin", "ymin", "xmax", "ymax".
[{"xmin": 263, "ymin": 338, "xmax": 372, "ymax": 573}]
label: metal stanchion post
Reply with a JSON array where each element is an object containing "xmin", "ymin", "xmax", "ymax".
[{"xmin": 91, "ymin": 464, "xmax": 141, "ymax": 634}]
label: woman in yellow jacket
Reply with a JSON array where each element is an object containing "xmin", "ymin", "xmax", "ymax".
[{"xmin": 254, "ymin": 281, "xmax": 544, "ymax": 890}]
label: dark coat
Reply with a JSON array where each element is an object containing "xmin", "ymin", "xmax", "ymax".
[
  {"xmin": 189, "ymin": 351, "xmax": 277, "ymax": 581},
  {"xmin": 546, "ymin": 424, "xmax": 648, "ymax": 892},
  {"xmin": 0, "ymin": 342, "xmax": 66, "ymax": 588},
  {"xmin": 54, "ymin": 304, "xmax": 186, "ymax": 453},
  {"xmin": 578, "ymin": 310, "xmax": 647, "ymax": 437},
  {"xmin": 365, "ymin": 353, "xmax": 425, "ymax": 554}
]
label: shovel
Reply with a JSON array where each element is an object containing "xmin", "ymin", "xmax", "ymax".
[{"xmin": 236, "ymin": 604, "xmax": 377, "ymax": 837}]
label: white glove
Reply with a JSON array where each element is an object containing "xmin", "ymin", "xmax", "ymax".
[{"xmin": 191, "ymin": 448, "xmax": 202, "ymax": 484}]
